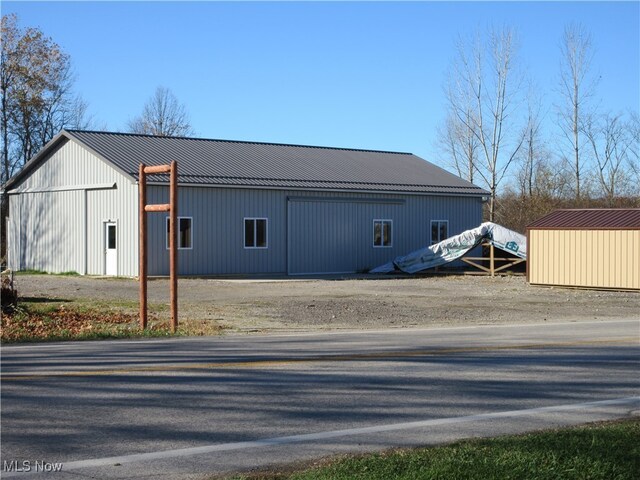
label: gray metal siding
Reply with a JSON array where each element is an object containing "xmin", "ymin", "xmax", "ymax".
[
  {"xmin": 7, "ymin": 139, "xmax": 138, "ymax": 275},
  {"xmin": 288, "ymin": 194, "xmax": 481, "ymax": 274},
  {"xmin": 11, "ymin": 139, "xmax": 121, "ymax": 191},
  {"xmin": 288, "ymin": 198, "xmax": 404, "ymax": 274},
  {"xmin": 86, "ymin": 187, "xmax": 138, "ymax": 276},
  {"xmin": 8, "ymin": 190, "xmax": 85, "ymax": 273},
  {"xmin": 145, "ymin": 186, "xmax": 483, "ymax": 275},
  {"xmin": 146, "ymin": 186, "xmax": 288, "ymax": 275}
]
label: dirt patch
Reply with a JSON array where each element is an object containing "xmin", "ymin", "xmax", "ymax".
[{"xmin": 10, "ymin": 274, "xmax": 639, "ymax": 335}]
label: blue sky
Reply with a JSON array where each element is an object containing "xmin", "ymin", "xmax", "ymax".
[{"xmin": 3, "ymin": 1, "xmax": 639, "ymax": 167}]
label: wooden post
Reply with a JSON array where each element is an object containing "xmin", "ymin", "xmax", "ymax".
[
  {"xmin": 138, "ymin": 161, "xmax": 178, "ymax": 333},
  {"xmin": 490, "ymin": 243, "xmax": 495, "ymax": 277},
  {"xmin": 139, "ymin": 163, "xmax": 147, "ymax": 329},
  {"xmin": 169, "ymin": 160, "xmax": 178, "ymax": 333}
]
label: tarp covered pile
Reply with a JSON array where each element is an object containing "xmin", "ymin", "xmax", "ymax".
[{"xmin": 370, "ymin": 222, "xmax": 526, "ymax": 274}]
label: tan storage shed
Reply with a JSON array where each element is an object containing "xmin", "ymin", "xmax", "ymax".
[{"xmin": 527, "ymin": 208, "xmax": 640, "ymax": 291}]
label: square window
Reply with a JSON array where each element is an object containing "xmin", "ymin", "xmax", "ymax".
[
  {"xmin": 430, "ymin": 220, "xmax": 448, "ymax": 245},
  {"xmin": 166, "ymin": 217, "xmax": 193, "ymax": 249},
  {"xmin": 245, "ymin": 218, "xmax": 268, "ymax": 249},
  {"xmin": 373, "ymin": 219, "xmax": 392, "ymax": 248}
]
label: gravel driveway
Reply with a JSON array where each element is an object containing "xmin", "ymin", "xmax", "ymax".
[{"xmin": 13, "ymin": 273, "xmax": 639, "ymax": 334}]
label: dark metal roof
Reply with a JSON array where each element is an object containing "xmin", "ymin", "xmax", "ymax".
[
  {"xmin": 527, "ymin": 209, "xmax": 640, "ymax": 230},
  {"xmin": 55, "ymin": 130, "xmax": 487, "ymax": 195}
]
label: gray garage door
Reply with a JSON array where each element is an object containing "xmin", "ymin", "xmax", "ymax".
[{"xmin": 287, "ymin": 197, "xmax": 402, "ymax": 275}]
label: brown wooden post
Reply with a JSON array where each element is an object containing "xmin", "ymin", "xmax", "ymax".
[
  {"xmin": 525, "ymin": 229, "xmax": 530, "ymax": 284},
  {"xmin": 169, "ymin": 160, "xmax": 178, "ymax": 333},
  {"xmin": 139, "ymin": 162, "xmax": 178, "ymax": 333},
  {"xmin": 139, "ymin": 163, "xmax": 148, "ymax": 329},
  {"xmin": 490, "ymin": 243, "xmax": 495, "ymax": 277}
]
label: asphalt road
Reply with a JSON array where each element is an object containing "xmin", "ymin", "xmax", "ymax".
[{"xmin": 2, "ymin": 319, "xmax": 639, "ymax": 479}]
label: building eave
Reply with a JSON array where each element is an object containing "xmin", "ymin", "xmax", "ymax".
[{"xmin": 145, "ymin": 181, "xmax": 489, "ymax": 198}]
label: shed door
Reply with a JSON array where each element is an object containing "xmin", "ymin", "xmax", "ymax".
[{"xmin": 104, "ymin": 222, "xmax": 117, "ymax": 276}]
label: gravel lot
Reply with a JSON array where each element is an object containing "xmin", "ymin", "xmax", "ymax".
[{"xmin": 13, "ymin": 273, "xmax": 639, "ymax": 334}]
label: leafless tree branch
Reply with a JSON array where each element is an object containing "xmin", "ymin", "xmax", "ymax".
[{"xmin": 127, "ymin": 86, "xmax": 194, "ymax": 137}]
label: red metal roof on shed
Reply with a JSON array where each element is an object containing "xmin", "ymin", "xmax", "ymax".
[{"xmin": 527, "ymin": 208, "xmax": 640, "ymax": 230}]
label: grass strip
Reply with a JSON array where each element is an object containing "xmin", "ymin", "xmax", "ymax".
[
  {"xmin": 1, "ymin": 299, "xmax": 227, "ymax": 343},
  {"xmin": 228, "ymin": 418, "xmax": 639, "ymax": 480}
]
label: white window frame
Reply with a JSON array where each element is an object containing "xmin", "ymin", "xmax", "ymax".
[
  {"xmin": 244, "ymin": 217, "xmax": 269, "ymax": 249},
  {"xmin": 166, "ymin": 216, "xmax": 193, "ymax": 250},
  {"xmin": 430, "ymin": 220, "xmax": 449, "ymax": 245},
  {"xmin": 373, "ymin": 219, "xmax": 393, "ymax": 248}
]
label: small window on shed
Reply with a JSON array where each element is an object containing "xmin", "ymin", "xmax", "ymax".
[
  {"xmin": 431, "ymin": 220, "xmax": 448, "ymax": 245},
  {"xmin": 373, "ymin": 219, "xmax": 393, "ymax": 247},
  {"xmin": 245, "ymin": 218, "xmax": 268, "ymax": 249}
]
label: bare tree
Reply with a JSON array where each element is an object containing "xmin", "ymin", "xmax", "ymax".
[
  {"xmin": 445, "ymin": 26, "xmax": 525, "ymax": 221},
  {"xmin": 128, "ymin": 86, "xmax": 194, "ymax": 137},
  {"xmin": 628, "ymin": 111, "xmax": 640, "ymax": 190},
  {"xmin": 0, "ymin": 14, "xmax": 18, "ymax": 184},
  {"xmin": 515, "ymin": 89, "xmax": 549, "ymax": 198},
  {"xmin": 436, "ymin": 110, "xmax": 478, "ymax": 183},
  {"xmin": 583, "ymin": 112, "xmax": 634, "ymax": 203},
  {"xmin": 557, "ymin": 23, "xmax": 598, "ymax": 200},
  {"xmin": 1, "ymin": 14, "xmax": 90, "ymax": 184}
]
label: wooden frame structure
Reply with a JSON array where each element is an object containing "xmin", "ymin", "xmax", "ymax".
[
  {"xmin": 461, "ymin": 243, "xmax": 526, "ymax": 276},
  {"xmin": 139, "ymin": 161, "xmax": 178, "ymax": 333}
]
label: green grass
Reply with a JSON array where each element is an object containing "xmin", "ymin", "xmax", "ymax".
[{"xmin": 226, "ymin": 418, "xmax": 640, "ymax": 480}]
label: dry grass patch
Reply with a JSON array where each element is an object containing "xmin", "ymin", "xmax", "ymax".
[{"xmin": 1, "ymin": 300, "xmax": 227, "ymax": 343}]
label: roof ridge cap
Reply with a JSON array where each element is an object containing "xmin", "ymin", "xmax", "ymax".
[{"xmin": 66, "ymin": 129, "xmax": 413, "ymax": 155}]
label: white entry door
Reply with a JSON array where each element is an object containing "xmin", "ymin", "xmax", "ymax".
[{"xmin": 105, "ymin": 222, "xmax": 117, "ymax": 276}]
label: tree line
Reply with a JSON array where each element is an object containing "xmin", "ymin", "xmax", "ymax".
[{"xmin": 437, "ymin": 24, "xmax": 639, "ymax": 231}]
